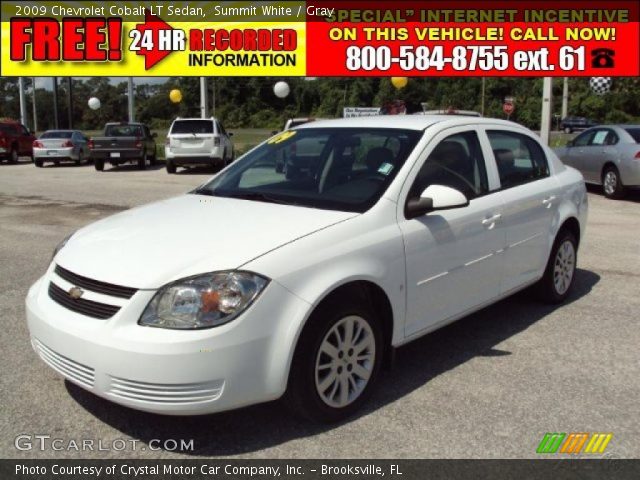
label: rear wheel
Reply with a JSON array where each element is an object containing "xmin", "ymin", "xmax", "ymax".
[
  {"xmin": 602, "ymin": 166, "xmax": 625, "ymax": 199},
  {"xmin": 285, "ymin": 294, "xmax": 383, "ymax": 423},
  {"xmin": 34, "ymin": 158, "xmax": 43, "ymax": 167},
  {"xmin": 9, "ymin": 147, "xmax": 18, "ymax": 164},
  {"xmin": 137, "ymin": 152, "xmax": 147, "ymax": 170},
  {"xmin": 166, "ymin": 160, "xmax": 176, "ymax": 174},
  {"xmin": 75, "ymin": 152, "xmax": 83, "ymax": 166},
  {"xmin": 94, "ymin": 159, "xmax": 104, "ymax": 171},
  {"xmin": 536, "ymin": 230, "xmax": 577, "ymax": 304}
]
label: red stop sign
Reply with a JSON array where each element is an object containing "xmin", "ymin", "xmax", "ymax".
[{"xmin": 503, "ymin": 102, "xmax": 515, "ymax": 114}]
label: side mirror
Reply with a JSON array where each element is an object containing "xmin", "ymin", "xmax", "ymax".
[
  {"xmin": 271, "ymin": 130, "xmax": 279, "ymax": 136},
  {"xmin": 152, "ymin": 132, "xmax": 158, "ymax": 138},
  {"xmin": 228, "ymin": 132, "xmax": 234, "ymax": 137},
  {"xmin": 405, "ymin": 185, "xmax": 469, "ymax": 219}
]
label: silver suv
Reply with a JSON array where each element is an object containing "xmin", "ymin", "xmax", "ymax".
[{"xmin": 165, "ymin": 117, "xmax": 234, "ymax": 174}]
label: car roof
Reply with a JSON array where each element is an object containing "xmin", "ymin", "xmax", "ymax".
[
  {"xmin": 173, "ymin": 118, "xmax": 216, "ymax": 121},
  {"xmin": 294, "ymin": 115, "xmax": 520, "ymax": 131}
]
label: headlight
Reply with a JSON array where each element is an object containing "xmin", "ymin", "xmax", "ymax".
[
  {"xmin": 52, "ymin": 231, "xmax": 75, "ymax": 260},
  {"xmin": 139, "ymin": 271, "xmax": 269, "ymax": 329}
]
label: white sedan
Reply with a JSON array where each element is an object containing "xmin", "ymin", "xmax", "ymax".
[{"xmin": 26, "ymin": 116, "xmax": 588, "ymax": 422}]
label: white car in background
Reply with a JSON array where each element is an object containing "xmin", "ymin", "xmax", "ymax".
[
  {"xmin": 164, "ymin": 117, "xmax": 234, "ymax": 174},
  {"xmin": 26, "ymin": 116, "xmax": 587, "ymax": 423}
]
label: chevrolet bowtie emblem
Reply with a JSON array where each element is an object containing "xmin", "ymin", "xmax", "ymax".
[{"xmin": 68, "ymin": 286, "xmax": 84, "ymax": 299}]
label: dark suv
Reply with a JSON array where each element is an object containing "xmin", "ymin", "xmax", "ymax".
[
  {"xmin": 560, "ymin": 116, "xmax": 596, "ymax": 134},
  {"xmin": 0, "ymin": 120, "xmax": 35, "ymax": 163}
]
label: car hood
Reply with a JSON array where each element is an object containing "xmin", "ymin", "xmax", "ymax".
[{"xmin": 55, "ymin": 194, "xmax": 357, "ymax": 289}]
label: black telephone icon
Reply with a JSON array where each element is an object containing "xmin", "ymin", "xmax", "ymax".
[{"xmin": 591, "ymin": 48, "xmax": 615, "ymax": 68}]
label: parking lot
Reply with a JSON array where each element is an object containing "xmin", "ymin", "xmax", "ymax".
[{"xmin": 1, "ymin": 159, "xmax": 638, "ymax": 459}]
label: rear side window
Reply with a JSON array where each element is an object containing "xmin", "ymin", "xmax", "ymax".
[
  {"xmin": 410, "ymin": 131, "xmax": 489, "ymax": 200},
  {"xmin": 624, "ymin": 128, "xmax": 640, "ymax": 143},
  {"xmin": 591, "ymin": 129, "xmax": 618, "ymax": 146},
  {"xmin": 487, "ymin": 131, "xmax": 549, "ymax": 189},
  {"xmin": 171, "ymin": 120, "xmax": 214, "ymax": 134}
]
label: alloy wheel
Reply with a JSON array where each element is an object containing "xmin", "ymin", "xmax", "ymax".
[
  {"xmin": 553, "ymin": 240, "xmax": 575, "ymax": 295},
  {"xmin": 314, "ymin": 315, "xmax": 376, "ymax": 408}
]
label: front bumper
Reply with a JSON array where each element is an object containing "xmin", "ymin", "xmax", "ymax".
[{"xmin": 26, "ymin": 267, "xmax": 310, "ymax": 415}]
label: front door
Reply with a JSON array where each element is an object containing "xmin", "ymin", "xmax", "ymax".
[{"xmin": 399, "ymin": 129, "xmax": 506, "ymax": 337}]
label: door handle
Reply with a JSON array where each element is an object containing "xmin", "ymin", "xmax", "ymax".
[
  {"xmin": 542, "ymin": 195, "xmax": 556, "ymax": 208},
  {"xmin": 482, "ymin": 214, "xmax": 502, "ymax": 227}
]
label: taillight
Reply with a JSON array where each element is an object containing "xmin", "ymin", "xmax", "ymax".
[
  {"xmin": 33, "ymin": 140, "xmax": 43, "ymax": 148},
  {"xmin": 213, "ymin": 135, "xmax": 220, "ymax": 146},
  {"xmin": 134, "ymin": 137, "xmax": 142, "ymax": 149},
  {"xmin": 634, "ymin": 151, "xmax": 640, "ymax": 159},
  {"xmin": 0, "ymin": 137, "xmax": 6, "ymax": 147},
  {"xmin": 88, "ymin": 139, "xmax": 94, "ymax": 149},
  {"xmin": 62, "ymin": 140, "xmax": 73, "ymax": 147}
]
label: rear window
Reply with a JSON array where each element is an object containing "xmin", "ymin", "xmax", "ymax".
[
  {"xmin": 624, "ymin": 128, "xmax": 640, "ymax": 143},
  {"xmin": 0, "ymin": 124, "xmax": 16, "ymax": 134},
  {"xmin": 171, "ymin": 120, "xmax": 214, "ymax": 134},
  {"xmin": 104, "ymin": 125, "xmax": 142, "ymax": 137},
  {"xmin": 41, "ymin": 131, "xmax": 73, "ymax": 139}
]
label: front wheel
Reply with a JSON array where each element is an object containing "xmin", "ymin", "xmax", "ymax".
[
  {"xmin": 34, "ymin": 158, "xmax": 43, "ymax": 168},
  {"xmin": 94, "ymin": 159, "xmax": 104, "ymax": 171},
  {"xmin": 602, "ymin": 166, "xmax": 625, "ymax": 199},
  {"xmin": 9, "ymin": 148, "xmax": 18, "ymax": 164},
  {"xmin": 536, "ymin": 230, "xmax": 577, "ymax": 304},
  {"xmin": 75, "ymin": 152, "xmax": 83, "ymax": 166},
  {"xmin": 285, "ymin": 295, "xmax": 383, "ymax": 423},
  {"xmin": 166, "ymin": 160, "xmax": 176, "ymax": 174}
]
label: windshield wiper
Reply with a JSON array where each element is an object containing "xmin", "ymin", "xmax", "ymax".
[{"xmin": 223, "ymin": 192, "xmax": 292, "ymax": 205}]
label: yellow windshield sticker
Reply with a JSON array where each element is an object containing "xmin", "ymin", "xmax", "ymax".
[{"xmin": 267, "ymin": 130, "xmax": 297, "ymax": 144}]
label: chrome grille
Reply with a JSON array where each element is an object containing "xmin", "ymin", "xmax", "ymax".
[
  {"xmin": 55, "ymin": 264, "xmax": 137, "ymax": 299},
  {"xmin": 109, "ymin": 376, "xmax": 224, "ymax": 404},
  {"xmin": 48, "ymin": 282, "xmax": 120, "ymax": 319},
  {"xmin": 32, "ymin": 339, "xmax": 95, "ymax": 388}
]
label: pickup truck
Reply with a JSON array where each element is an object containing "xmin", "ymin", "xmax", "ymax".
[
  {"xmin": 0, "ymin": 120, "xmax": 36, "ymax": 163},
  {"xmin": 89, "ymin": 122, "xmax": 157, "ymax": 171}
]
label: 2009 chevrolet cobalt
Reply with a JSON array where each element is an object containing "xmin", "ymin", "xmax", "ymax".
[{"xmin": 26, "ymin": 116, "xmax": 588, "ymax": 422}]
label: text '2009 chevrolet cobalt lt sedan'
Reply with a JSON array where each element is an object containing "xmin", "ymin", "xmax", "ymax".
[{"xmin": 26, "ymin": 116, "xmax": 588, "ymax": 423}]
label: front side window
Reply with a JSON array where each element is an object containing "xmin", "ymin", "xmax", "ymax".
[
  {"xmin": 573, "ymin": 130, "xmax": 595, "ymax": 147},
  {"xmin": 487, "ymin": 130, "xmax": 549, "ymax": 189},
  {"xmin": 195, "ymin": 128, "xmax": 422, "ymax": 213},
  {"xmin": 409, "ymin": 131, "xmax": 489, "ymax": 200}
]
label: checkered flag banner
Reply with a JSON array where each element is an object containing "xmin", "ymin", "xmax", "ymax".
[{"xmin": 590, "ymin": 77, "xmax": 613, "ymax": 95}]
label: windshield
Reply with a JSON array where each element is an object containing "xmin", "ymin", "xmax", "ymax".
[
  {"xmin": 171, "ymin": 120, "xmax": 214, "ymax": 134},
  {"xmin": 41, "ymin": 131, "xmax": 73, "ymax": 139},
  {"xmin": 195, "ymin": 127, "xmax": 422, "ymax": 213}
]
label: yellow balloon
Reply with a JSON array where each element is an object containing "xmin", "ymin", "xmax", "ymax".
[
  {"xmin": 169, "ymin": 89, "xmax": 182, "ymax": 103},
  {"xmin": 391, "ymin": 77, "xmax": 408, "ymax": 89}
]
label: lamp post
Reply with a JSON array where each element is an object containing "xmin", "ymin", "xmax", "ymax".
[
  {"xmin": 540, "ymin": 77, "xmax": 553, "ymax": 145},
  {"xmin": 127, "ymin": 77, "xmax": 135, "ymax": 122},
  {"xmin": 200, "ymin": 77, "xmax": 208, "ymax": 118},
  {"xmin": 18, "ymin": 77, "xmax": 28, "ymax": 128}
]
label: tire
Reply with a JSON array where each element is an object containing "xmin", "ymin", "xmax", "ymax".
[
  {"xmin": 149, "ymin": 151, "xmax": 157, "ymax": 166},
  {"xmin": 536, "ymin": 230, "xmax": 578, "ymax": 304},
  {"xmin": 166, "ymin": 160, "xmax": 176, "ymax": 174},
  {"xmin": 602, "ymin": 165, "xmax": 625, "ymax": 199},
  {"xmin": 564, "ymin": 127, "xmax": 572, "ymax": 134},
  {"xmin": 94, "ymin": 159, "xmax": 104, "ymax": 171},
  {"xmin": 75, "ymin": 152, "xmax": 82, "ymax": 166},
  {"xmin": 34, "ymin": 158, "xmax": 43, "ymax": 168},
  {"xmin": 284, "ymin": 293, "xmax": 383, "ymax": 423},
  {"xmin": 9, "ymin": 147, "xmax": 18, "ymax": 164},
  {"xmin": 137, "ymin": 151, "xmax": 147, "ymax": 170}
]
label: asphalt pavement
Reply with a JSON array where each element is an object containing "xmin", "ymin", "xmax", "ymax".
[{"xmin": 1, "ymin": 160, "xmax": 638, "ymax": 459}]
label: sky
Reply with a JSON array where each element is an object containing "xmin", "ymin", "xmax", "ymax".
[{"xmin": 33, "ymin": 77, "xmax": 168, "ymax": 89}]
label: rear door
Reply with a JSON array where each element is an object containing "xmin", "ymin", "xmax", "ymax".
[
  {"xmin": 584, "ymin": 128, "xmax": 619, "ymax": 183},
  {"xmin": 485, "ymin": 129, "xmax": 561, "ymax": 293},
  {"xmin": 169, "ymin": 120, "xmax": 214, "ymax": 155}
]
